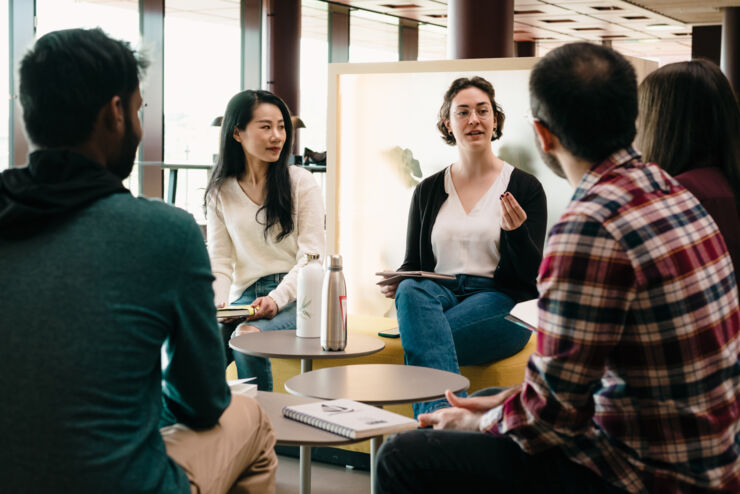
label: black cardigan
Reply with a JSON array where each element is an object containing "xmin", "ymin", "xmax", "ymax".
[{"xmin": 399, "ymin": 167, "xmax": 547, "ymax": 303}]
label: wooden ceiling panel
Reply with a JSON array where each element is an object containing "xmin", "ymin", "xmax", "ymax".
[
  {"xmin": 513, "ymin": 3, "xmax": 572, "ymax": 16},
  {"xmin": 630, "ymin": 1, "xmax": 739, "ymax": 24}
]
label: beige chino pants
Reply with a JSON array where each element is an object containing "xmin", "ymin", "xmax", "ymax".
[{"xmin": 162, "ymin": 394, "xmax": 277, "ymax": 494}]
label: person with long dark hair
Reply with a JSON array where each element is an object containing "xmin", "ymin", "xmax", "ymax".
[
  {"xmin": 378, "ymin": 76, "xmax": 548, "ymax": 417},
  {"xmin": 636, "ymin": 59, "xmax": 740, "ymax": 273},
  {"xmin": 205, "ymin": 89, "xmax": 325, "ymax": 389}
]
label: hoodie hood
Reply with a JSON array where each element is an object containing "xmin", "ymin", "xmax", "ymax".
[{"xmin": 0, "ymin": 149, "xmax": 128, "ymax": 240}]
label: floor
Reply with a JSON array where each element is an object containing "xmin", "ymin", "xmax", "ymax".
[{"xmin": 276, "ymin": 454, "xmax": 371, "ymax": 494}]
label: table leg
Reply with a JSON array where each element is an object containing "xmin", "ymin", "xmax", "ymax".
[
  {"xmin": 167, "ymin": 169, "xmax": 178, "ymax": 204},
  {"xmin": 299, "ymin": 445, "xmax": 311, "ymax": 494},
  {"xmin": 301, "ymin": 358, "xmax": 312, "ymax": 374},
  {"xmin": 370, "ymin": 435, "xmax": 382, "ymax": 494},
  {"xmin": 299, "ymin": 358, "xmax": 313, "ymax": 494}
]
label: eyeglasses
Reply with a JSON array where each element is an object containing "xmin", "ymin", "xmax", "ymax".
[{"xmin": 452, "ymin": 107, "xmax": 492, "ymax": 121}]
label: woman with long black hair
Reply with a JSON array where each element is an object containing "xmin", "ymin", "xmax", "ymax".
[{"xmin": 205, "ymin": 89, "xmax": 325, "ymax": 389}]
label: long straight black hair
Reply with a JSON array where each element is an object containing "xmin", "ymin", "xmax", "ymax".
[{"xmin": 205, "ymin": 89, "xmax": 295, "ymax": 241}]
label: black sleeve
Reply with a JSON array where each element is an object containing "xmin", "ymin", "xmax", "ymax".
[
  {"xmin": 399, "ymin": 184, "xmax": 423, "ymax": 271},
  {"xmin": 500, "ymin": 174, "xmax": 548, "ymax": 285}
]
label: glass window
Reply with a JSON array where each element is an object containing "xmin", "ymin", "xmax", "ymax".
[
  {"xmin": 349, "ymin": 10, "xmax": 398, "ymax": 63},
  {"xmin": 36, "ymin": 0, "xmax": 139, "ymax": 41},
  {"xmin": 0, "ymin": 5, "xmax": 9, "ymax": 170},
  {"xmin": 418, "ymin": 23, "xmax": 446, "ymax": 61},
  {"xmin": 164, "ymin": 1, "xmax": 240, "ymax": 224},
  {"xmin": 35, "ymin": 0, "xmax": 140, "ymax": 188},
  {"xmin": 299, "ymin": 0, "xmax": 328, "ymax": 156}
]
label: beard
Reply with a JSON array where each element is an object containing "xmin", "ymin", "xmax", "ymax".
[
  {"xmin": 108, "ymin": 114, "xmax": 140, "ymax": 180},
  {"xmin": 534, "ymin": 132, "xmax": 567, "ymax": 179}
]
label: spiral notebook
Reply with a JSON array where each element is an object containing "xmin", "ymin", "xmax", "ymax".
[{"xmin": 282, "ymin": 399, "xmax": 418, "ymax": 439}]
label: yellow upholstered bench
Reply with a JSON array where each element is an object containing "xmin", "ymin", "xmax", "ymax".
[{"xmin": 227, "ymin": 314, "xmax": 536, "ymax": 455}]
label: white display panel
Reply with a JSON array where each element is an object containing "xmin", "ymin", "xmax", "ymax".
[{"xmin": 327, "ymin": 57, "xmax": 656, "ymax": 316}]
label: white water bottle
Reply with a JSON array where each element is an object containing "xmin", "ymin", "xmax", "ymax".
[
  {"xmin": 296, "ymin": 253, "xmax": 323, "ymax": 338},
  {"xmin": 321, "ymin": 254, "xmax": 347, "ymax": 351}
]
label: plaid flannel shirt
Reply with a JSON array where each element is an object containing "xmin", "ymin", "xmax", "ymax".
[{"xmin": 481, "ymin": 149, "xmax": 740, "ymax": 493}]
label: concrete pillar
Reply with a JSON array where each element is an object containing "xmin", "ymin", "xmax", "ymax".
[
  {"xmin": 241, "ymin": 0, "xmax": 262, "ymax": 90},
  {"xmin": 448, "ymin": 0, "xmax": 514, "ymax": 59},
  {"xmin": 139, "ymin": 0, "xmax": 164, "ymax": 198},
  {"xmin": 265, "ymin": 0, "xmax": 301, "ymax": 150},
  {"xmin": 515, "ymin": 41, "xmax": 535, "ymax": 57},
  {"xmin": 692, "ymin": 25, "xmax": 721, "ymax": 66},
  {"xmin": 329, "ymin": 3, "xmax": 350, "ymax": 63},
  {"xmin": 721, "ymin": 7, "xmax": 740, "ymax": 97},
  {"xmin": 9, "ymin": 0, "xmax": 34, "ymax": 167},
  {"xmin": 399, "ymin": 19, "xmax": 419, "ymax": 61}
]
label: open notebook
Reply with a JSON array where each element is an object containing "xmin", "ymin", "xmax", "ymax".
[
  {"xmin": 283, "ymin": 399, "xmax": 417, "ymax": 439},
  {"xmin": 504, "ymin": 298, "xmax": 538, "ymax": 331}
]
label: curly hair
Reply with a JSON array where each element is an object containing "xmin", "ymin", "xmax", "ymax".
[{"xmin": 436, "ymin": 76, "xmax": 505, "ymax": 145}]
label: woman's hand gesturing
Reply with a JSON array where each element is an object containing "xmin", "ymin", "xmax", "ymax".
[{"xmin": 500, "ymin": 192, "xmax": 527, "ymax": 231}]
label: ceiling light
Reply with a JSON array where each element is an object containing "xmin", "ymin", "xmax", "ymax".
[
  {"xmin": 646, "ymin": 24, "xmax": 679, "ymax": 31},
  {"xmin": 380, "ymin": 3, "xmax": 421, "ymax": 8}
]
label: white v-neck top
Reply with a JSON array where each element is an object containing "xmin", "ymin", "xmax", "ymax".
[
  {"xmin": 206, "ymin": 166, "xmax": 325, "ymax": 309},
  {"xmin": 431, "ymin": 162, "xmax": 514, "ymax": 277}
]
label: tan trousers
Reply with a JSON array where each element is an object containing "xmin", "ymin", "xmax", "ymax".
[{"xmin": 162, "ymin": 394, "xmax": 277, "ymax": 494}]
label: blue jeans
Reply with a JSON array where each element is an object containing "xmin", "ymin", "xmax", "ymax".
[
  {"xmin": 230, "ymin": 273, "xmax": 297, "ymax": 391},
  {"xmin": 395, "ymin": 276, "xmax": 531, "ymax": 417}
]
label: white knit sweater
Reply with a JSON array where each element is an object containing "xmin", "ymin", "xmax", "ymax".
[{"xmin": 206, "ymin": 166, "xmax": 325, "ymax": 309}]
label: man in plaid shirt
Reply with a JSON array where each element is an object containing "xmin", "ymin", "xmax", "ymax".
[{"xmin": 375, "ymin": 43, "xmax": 740, "ymax": 494}]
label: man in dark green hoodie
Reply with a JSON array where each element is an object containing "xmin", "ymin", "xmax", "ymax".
[{"xmin": 0, "ymin": 28, "xmax": 276, "ymax": 493}]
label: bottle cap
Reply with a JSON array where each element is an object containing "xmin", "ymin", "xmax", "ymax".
[
  {"xmin": 328, "ymin": 254, "xmax": 343, "ymax": 269},
  {"xmin": 305, "ymin": 253, "xmax": 320, "ymax": 261}
]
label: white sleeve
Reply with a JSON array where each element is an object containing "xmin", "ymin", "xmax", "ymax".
[
  {"xmin": 268, "ymin": 171, "xmax": 326, "ymax": 309},
  {"xmin": 206, "ymin": 191, "xmax": 235, "ymax": 306}
]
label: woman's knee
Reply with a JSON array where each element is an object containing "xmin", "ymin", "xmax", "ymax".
[
  {"xmin": 395, "ymin": 278, "xmax": 440, "ymax": 305},
  {"xmin": 231, "ymin": 323, "xmax": 260, "ymax": 338}
]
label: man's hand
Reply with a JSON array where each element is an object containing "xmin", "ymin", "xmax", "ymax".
[
  {"xmin": 418, "ymin": 404, "xmax": 483, "ymax": 431},
  {"xmin": 447, "ymin": 386, "xmax": 521, "ymax": 412},
  {"xmin": 417, "ymin": 387, "xmax": 521, "ymax": 431}
]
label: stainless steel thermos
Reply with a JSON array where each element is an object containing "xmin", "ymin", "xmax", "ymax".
[{"xmin": 321, "ymin": 254, "xmax": 347, "ymax": 351}]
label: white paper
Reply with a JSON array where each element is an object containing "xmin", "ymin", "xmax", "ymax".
[{"xmin": 506, "ymin": 298, "xmax": 538, "ymax": 331}]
